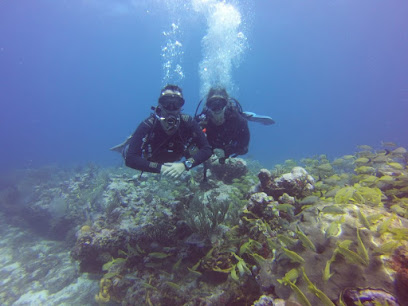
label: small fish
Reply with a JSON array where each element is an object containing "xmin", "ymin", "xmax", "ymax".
[
  {"xmin": 266, "ymin": 237, "xmax": 279, "ymax": 251},
  {"xmin": 387, "ymin": 162, "xmax": 404, "ymax": 170},
  {"xmin": 232, "ymin": 253, "xmax": 251, "ymax": 277},
  {"xmin": 381, "ymin": 141, "xmax": 397, "ymax": 147},
  {"xmin": 146, "ymin": 291, "xmax": 153, "ymax": 306},
  {"xmin": 325, "ymin": 216, "xmax": 345, "ymax": 238},
  {"xmin": 144, "ymin": 262, "xmax": 162, "ymax": 268},
  {"xmin": 319, "ymin": 205, "xmax": 345, "ymax": 215},
  {"xmin": 296, "ymin": 225, "xmax": 316, "ymax": 252},
  {"xmin": 378, "ymin": 175, "xmax": 394, "ymax": 182},
  {"xmin": 354, "ymin": 157, "xmax": 370, "ymax": 164},
  {"xmin": 371, "ymin": 154, "xmax": 390, "ymax": 163},
  {"xmin": 338, "ymin": 291, "xmax": 347, "ymax": 306},
  {"xmin": 236, "ymin": 261, "xmax": 245, "ymax": 276},
  {"xmin": 317, "ymin": 163, "xmax": 333, "ymax": 172},
  {"xmin": 391, "ymin": 147, "xmax": 407, "ymax": 155},
  {"xmin": 102, "ymin": 257, "xmax": 126, "ymax": 271},
  {"xmin": 390, "ymin": 204, "xmax": 405, "ymax": 216},
  {"xmin": 357, "ymin": 145, "xmax": 373, "ymax": 151},
  {"xmin": 239, "ymin": 238, "xmax": 262, "ymax": 255},
  {"xmin": 336, "ymin": 241, "xmax": 368, "ymax": 266},
  {"xmin": 300, "ymin": 196, "xmax": 320, "ymax": 205},
  {"xmin": 373, "ymin": 241, "xmax": 400, "ymax": 255},
  {"xmin": 357, "ymin": 209, "xmax": 372, "ymax": 230},
  {"xmin": 239, "ymin": 240, "xmax": 252, "ymax": 255},
  {"xmin": 251, "ymin": 253, "xmax": 267, "ymax": 265},
  {"xmin": 337, "ymin": 239, "xmax": 353, "ymax": 248},
  {"xmin": 242, "ymin": 216, "xmax": 256, "ymax": 223},
  {"xmin": 323, "ymin": 258, "xmax": 335, "ymax": 282},
  {"xmin": 213, "ymin": 266, "xmax": 233, "ymax": 274},
  {"xmin": 230, "ymin": 265, "xmax": 239, "ymax": 281},
  {"xmin": 356, "ymin": 228, "xmax": 369, "ymax": 264},
  {"xmin": 191, "ymin": 260, "xmax": 201, "ymax": 271},
  {"xmin": 276, "ymin": 203, "xmax": 295, "ymax": 213},
  {"xmin": 277, "ymin": 234, "xmax": 298, "ymax": 247},
  {"xmin": 389, "ymin": 227, "xmax": 408, "ymax": 241},
  {"xmin": 288, "ymin": 280, "xmax": 312, "ymax": 306},
  {"xmin": 302, "ymin": 267, "xmax": 335, "ymax": 306},
  {"xmin": 366, "ymin": 213, "xmax": 384, "ymax": 224},
  {"xmin": 172, "ymin": 257, "xmax": 182, "ymax": 271},
  {"xmin": 343, "ymin": 155, "xmax": 356, "ymax": 160},
  {"xmin": 148, "ymin": 252, "xmax": 171, "ymax": 259},
  {"xmin": 187, "ymin": 267, "xmax": 202, "ymax": 277},
  {"xmin": 277, "ymin": 268, "xmax": 299, "ymax": 285},
  {"xmin": 103, "ymin": 272, "xmax": 119, "ymax": 279},
  {"xmin": 332, "ymin": 158, "xmax": 345, "ymax": 166},
  {"xmin": 377, "ymin": 214, "xmax": 395, "ymax": 235},
  {"xmin": 263, "ymin": 220, "xmax": 275, "ymax": 237},
  {"xmin": 355, "ymin": 166, "xmax": 376, "ymax": 175},
  {"xmin": 325, "ymin": 222, "xmax": 340, "ymax": 238},
  {"xmin": 142, "ymin": 282, "xmax": 158, "ymax": 291},
  {"xmin": 165, "ymin": 281, "xmax": 181, "ymax": 290},
  {"xmin": 281, "ymin": 247, "xmax": 305, "ymax": 263},
  {"xmin": 360, "ymin": 175, "xmax": 378, "ymax": 185}
]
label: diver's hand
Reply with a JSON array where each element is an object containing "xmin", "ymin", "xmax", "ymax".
[
  {"xmin": 210, "ymin": 148, "xmax": 225, "ymax": 163},
  {"xmin": 161, "ymin": 162, "xmax": 185, "ymax": 178},
  {"xmin": 213, "ymin": 148, "xmax": 225, "ymax": 159}
]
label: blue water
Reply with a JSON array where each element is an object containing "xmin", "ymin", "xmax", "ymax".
[{"xmin": 1, "ymin": 0, "xmax": 407, "ymax": 172}]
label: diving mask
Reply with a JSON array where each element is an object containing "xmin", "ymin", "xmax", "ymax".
[
  {"xmin": 207, "ymin": 96, "xmax": 228, "ymax": 112},
  {"xmin": 158, "ymin": 93, "xmax": 185, "ymax": 111}
]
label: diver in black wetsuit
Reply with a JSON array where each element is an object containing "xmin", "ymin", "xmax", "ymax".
[
  {"xmin": 120, "ymin": 85, "xmax": 212, "ymax": 178},
  {"xmin": 196, "ymin": 87, "xmax": 250, "ymax": 164}
]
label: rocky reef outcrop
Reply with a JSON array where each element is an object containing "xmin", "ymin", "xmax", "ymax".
[
  {"xmin": 207, "ymin": 157, "xmax": 248, "ymax": 184},
  {"xmin": 257, "ymin": 166, "xmax": 315, "ymax": 199}
]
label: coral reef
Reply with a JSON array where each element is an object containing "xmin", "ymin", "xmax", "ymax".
[
  {"xmin": 1, "ymin": 143, "xmax": 407, "ymax": 305},
  {"xmin": 207, "ymin": 157, "xmax": 248, "ymax": 183},
  {"xmin": 257, "ymin": 167, "xmax": 315, "ymax": 199}
]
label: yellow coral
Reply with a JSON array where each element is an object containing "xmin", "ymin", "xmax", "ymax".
[
  {"xmin": 80, "ymin": 225, "xmax": 91, "ymax": 233},
  {"xmin": 95, "ymin": 278, "xmax": 112, "ymax": 304}
]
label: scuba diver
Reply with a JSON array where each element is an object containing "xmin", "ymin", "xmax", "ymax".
[
  {"xmin": 111, "ymin": 85, "xmax": 212, "ymax": 178},
  {"xmin": 195, "ymin": 87, "xmax": 275, "ymax": 164}
]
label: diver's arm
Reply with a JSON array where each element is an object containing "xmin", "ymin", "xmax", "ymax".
[
  {"xmin": 125, "ymin": 120, "xmax": 162, "ymax": 173},
  {"xmin": 189, "ymin": 120, "xmax": 212, "ymax": 167}
]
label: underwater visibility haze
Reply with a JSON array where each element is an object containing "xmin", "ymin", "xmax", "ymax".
[{"xmin": 0, "ymin": 0, "xmax": 408, "ymax": 305}]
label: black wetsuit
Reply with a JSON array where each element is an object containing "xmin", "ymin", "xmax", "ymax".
[
  {"xmin": 204, "ymin": 107, "xmax": 250, "ymax": 157},
  {"xmin": 125, "ymin": 114, "xmax": 212, "ymax": 173}
]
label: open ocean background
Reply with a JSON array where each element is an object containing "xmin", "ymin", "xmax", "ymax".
[{"xmin": 1, "ymin": 0, "xmax": 407, "ymax": 171}]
